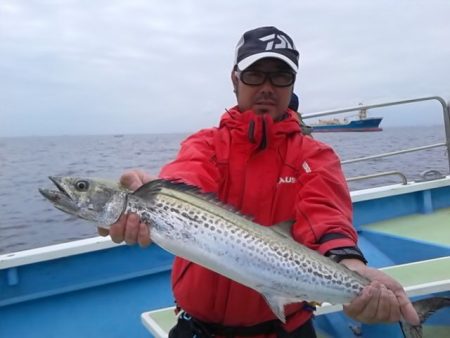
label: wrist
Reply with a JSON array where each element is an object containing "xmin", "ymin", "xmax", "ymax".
[
  {"xmin": 340, "ymin": 258, "xmax": 367, "ymax": 271},
  {"xmin": 325, "ymin": 246, "xmax": 368, "ymax": 264}
]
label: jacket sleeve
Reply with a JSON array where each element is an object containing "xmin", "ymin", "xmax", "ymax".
[
  {"xmin": 291, "ymin": 137, "xmax": 359, "ymax": 255},
  {"xmin": 158, "ymin": 128, "xmax": 220, "ymax": 193}
]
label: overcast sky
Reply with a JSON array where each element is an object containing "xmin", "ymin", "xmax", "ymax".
[{"xmin": 1, "ymin": 0, "xmax": 450, "ymax": 137}]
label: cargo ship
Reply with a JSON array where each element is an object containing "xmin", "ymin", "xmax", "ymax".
[{"xmin": 311, "ymin": 106, "xmax": 383, "ymax": 132}]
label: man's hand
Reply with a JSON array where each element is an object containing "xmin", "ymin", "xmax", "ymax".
[
  {"xmin": 341, "ymin": 259, "xmax": 420, "ymax": 326},
  {"xmin": 97, "ymin": 169, "xmax": 154, "ymax": 247}
]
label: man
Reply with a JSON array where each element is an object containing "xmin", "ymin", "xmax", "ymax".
[{"xmin": 99, "ymin": 26, "xmax": 419, "ymax": 337}]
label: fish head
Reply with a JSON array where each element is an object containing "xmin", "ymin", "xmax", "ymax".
[{"xmin": 39, "ymin": 176, "xmax": 127, "ymax": 226}]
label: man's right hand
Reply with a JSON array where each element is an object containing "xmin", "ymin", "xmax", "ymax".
[{"xmin": 97, "ymin": 169, "xmax": 154, "ymax": 247}]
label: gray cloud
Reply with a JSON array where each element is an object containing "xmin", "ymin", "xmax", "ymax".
[{"xmin": 1, "ymin": 0, "xmax": 449, "ymax": 136}]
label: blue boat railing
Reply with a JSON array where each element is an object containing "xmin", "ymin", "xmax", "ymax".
[{"xmin": 302, "ymin": 96, "xmax": 450, "ymax": 184}]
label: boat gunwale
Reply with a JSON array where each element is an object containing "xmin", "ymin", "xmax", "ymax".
[
  {"xmin": 0, "ymin": 236, "xmax": 123, "ymax": 269},
  {"xmin": 350, "ymin": 175, "xmax": 450, "ymax": 202}
]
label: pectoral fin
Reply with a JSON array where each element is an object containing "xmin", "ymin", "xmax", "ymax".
[{"xmin": 261, "ymin": 293, "xmax": 291, "ymax": 323}]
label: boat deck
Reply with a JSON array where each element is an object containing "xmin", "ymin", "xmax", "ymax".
[
  {"xmin": 362, "ymin": 207, "xmax": 450, "ymax": 246},
  {"xmin": 355, "ymin": 206, "xmax": 450, "ymax": 268}
]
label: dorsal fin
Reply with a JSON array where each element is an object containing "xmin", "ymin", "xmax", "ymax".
[
  {"xmin": 133, "ymin": 179, "xmax": 217, "ymax": 201},
  {"xmin": 132, "ymin": 179, "xmax": 166, "ymax": 200},
  {"xmin": 133, "ymin": 179, "xmax": 254, "ymax": 221}
]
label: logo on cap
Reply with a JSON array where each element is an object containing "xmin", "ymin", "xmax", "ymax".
[
  {"xmin": 234, "ymin": 26, "xmax": 299, "ymax": 72},
  {"xmin": 259, "ymin": 34, "xmax": 294, "ymax": 51}
]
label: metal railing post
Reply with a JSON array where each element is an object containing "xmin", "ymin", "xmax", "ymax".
[{"xmin": 446, "ymin": 101, "xmax": 450, "ymax": 171}]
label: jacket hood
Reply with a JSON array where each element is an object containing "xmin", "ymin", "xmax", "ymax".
[{"xmin": 218, "ymin": 106, "xmax": 302, "ymax": 150}]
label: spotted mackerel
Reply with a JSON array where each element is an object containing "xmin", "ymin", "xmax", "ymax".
[{"xmin": 39, "ymin": 176, "xmax": 369, "ymax": 321}]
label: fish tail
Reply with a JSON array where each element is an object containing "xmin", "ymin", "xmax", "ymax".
[{"xmin": 400, "ymin": 296, "xmax": 450, "ymax": 338}]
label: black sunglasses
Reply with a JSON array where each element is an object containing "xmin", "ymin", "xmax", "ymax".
[{"xmin": 238, "ymin": 70, "xmax": 296, "ymax": 87}]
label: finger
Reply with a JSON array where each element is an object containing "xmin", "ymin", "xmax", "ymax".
[
  {"xmin": 385, "ymin": 288, "xmax": 401, "ymax": 322},
  {"xmin": 380, "ymin": 274, "xmax": 404, "ymax": 292},
  {"xmin": 109, "ymin": 214, "xmax": 127, "ymax": 243},
  {"xmin": 120, "ymin": 170, "xmax": 154, "ymax": 191},
  {"xmin": 120, "ymin": 171, "xmax": 143, "ymax": 191},
  {"xmin": 138, "ymin": 222, "xmax": 152, "ymax": 247},
  {"xmin": 377, "ymin": 286, "xmax": 400, "ymax": 323},
  {"xmin": 358, "ymin": 284, "xmax": 381, "ymax": 323},
  {"xmin": 97, "ymin": 227, "xmax": 110, "ymax": 237},
  {"xmin": 343, "ymin": 285, "xmax": 372, "ymax": 319},
  {"xmin": 137, "ymin": 170, "xmax": 154, "ymax": 185},
  {"xmin": 124, "ymin": 213, "xmax": 140, "ymax": 245},
  {"xmin": 396, "ymin": 291, "xmax": 420, "ymax": 325}
]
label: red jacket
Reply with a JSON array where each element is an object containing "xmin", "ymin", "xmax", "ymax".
[{"xmin": 159, "ymin": 107, "xmax": 358, "ymax": 335}]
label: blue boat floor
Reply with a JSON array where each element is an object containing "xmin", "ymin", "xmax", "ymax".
[{"xmin": 361, "ymin": 207, "xmax": 450, "ymax": 246}]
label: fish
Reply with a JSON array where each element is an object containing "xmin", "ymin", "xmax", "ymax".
[{"xmin": 39, "ymin": 176, "xmax": 449, "ymax": 338}]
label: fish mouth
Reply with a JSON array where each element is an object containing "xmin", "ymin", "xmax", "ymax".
[{"xmin": 39, "ymin": 176, "xmax": 78, "ymax": 213}]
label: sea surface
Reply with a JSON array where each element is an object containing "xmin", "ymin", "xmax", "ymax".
[{"xmin": 1, "ymin": 126, "xmax": 449, "ymax": 254}]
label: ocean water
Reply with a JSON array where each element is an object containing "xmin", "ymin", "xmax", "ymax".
[{"xmin": 1, "ymin": 126, "xmax": 448, "ymax": 254}]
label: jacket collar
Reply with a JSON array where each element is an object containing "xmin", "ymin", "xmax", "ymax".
[{"xmin": 219, "ymin": 106, "xmax": 301, "ymax": 150}]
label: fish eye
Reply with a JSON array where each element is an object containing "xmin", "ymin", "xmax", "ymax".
[{"xmin": 75, "ymin": 180, "xmax": 89, "ymax": 191}]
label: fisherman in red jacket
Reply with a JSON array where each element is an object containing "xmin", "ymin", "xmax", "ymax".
[{"xmin": 99, "ymin": 26, "xmax": 419, "ymax": 337}]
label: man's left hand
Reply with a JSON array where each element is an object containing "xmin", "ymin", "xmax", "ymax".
[{"xmin": 340, "ymin": 259, "xmax": 420, "ymax": 325}]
